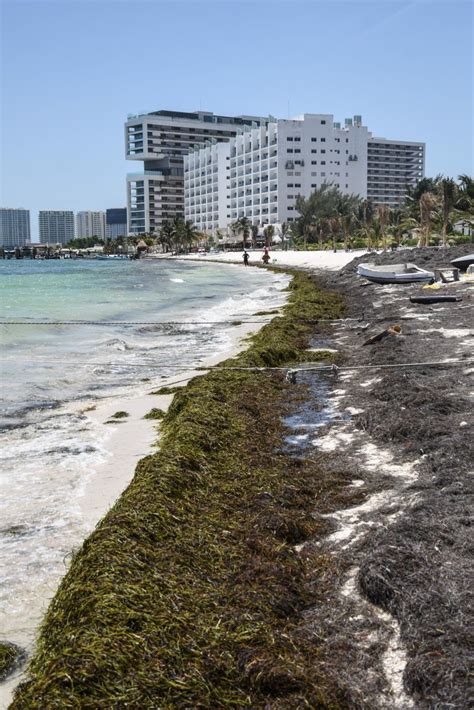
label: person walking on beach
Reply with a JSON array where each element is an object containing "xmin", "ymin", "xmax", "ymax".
[
  {"xmin": 262, "ymin": 247, "xmax": 270, "ymax": 265},
  {"xmin": 243, "ymin": 250, "xmax": 249, "ymax": 266}
]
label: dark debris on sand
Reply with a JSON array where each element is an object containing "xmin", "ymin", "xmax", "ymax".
[{"xmin": 307, "ymin": 247, "xmax": 473, "ymax": 709}]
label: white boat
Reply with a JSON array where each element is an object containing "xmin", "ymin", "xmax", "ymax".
[
  {"xmin": 357, "ymin": 262, "xmax": 435, "ymax": 284},
  {"xmin": 95, "ymin": 254, "xmax": 129, "ymax": 260}
]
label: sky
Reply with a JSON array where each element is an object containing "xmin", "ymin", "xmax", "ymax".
[{"xmin": 1, "ymin": 0, "xmax": 473, "ymax": 239}]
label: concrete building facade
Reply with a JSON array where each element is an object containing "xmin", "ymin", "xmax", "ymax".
[
  {"xmin": 184, "ymin": 141, "xmax": 230, "ymax": 233},
  {"xmin": 125, "ymin": 110, "xmax": 267, "ymax": 234},
  {"xmin": 105, "ymin": 208, "xmax": 127, "ymax": 239},
  {"xmin": 367, "ymin": 138, "xmax": 425, "ymax": 206},
  {"xmin": 184, "ymin": 114, "xmax": 425, "ymax": 234},
  {"xmin": 0, "ymin": 208, "xmax": 31, "ymax": 248},
  {"xmin": 38, "ymin": 211, "xmax": 75, "ymax": 245},
  {"xmin": 76, "ymin": 211, "xmax": 106, "ymax": 240}
]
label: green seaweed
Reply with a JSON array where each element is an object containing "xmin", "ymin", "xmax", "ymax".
[
  {"xmin": 150, "ymin": 385, "xmax": 182, "ymax": 396},
  {"xmin": 143, "ymin": 408, "xmax": 166, "ymax": 420},
  {"xmin": 0, "ymin": 642, "xmax": 25, "ymax": 681},
  {"xmin": 110, "ymin": 411, "xmax": 129, "ymax": 419},
  {"xmin": 11, "ymin": 272, "xmax": 349, "ymax": 708}
]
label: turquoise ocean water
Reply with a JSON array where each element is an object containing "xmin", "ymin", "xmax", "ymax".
[{"xmin": 0, "ymin": 258, "xmax": 289, "ymax": 691}]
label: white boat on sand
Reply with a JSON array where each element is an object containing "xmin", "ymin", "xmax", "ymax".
[{"xmin": 357, "ymin": 263, "xmax": 435, "ymax": 284}]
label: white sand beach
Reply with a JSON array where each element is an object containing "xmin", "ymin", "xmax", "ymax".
[{"xmin": 166, "ymin": 248, "xmax": 368, "ymax": 271}]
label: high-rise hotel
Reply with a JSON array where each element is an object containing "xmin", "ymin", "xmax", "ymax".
[
  {"xmin": 184, "ymin": 114, "xmax": 425, "ymax": 234},
  {"xmin": 39, "ymin": 211, "xmax": 75, "ymax": 245},
  {"xmin": 0, "ymin": 208, "xmax": 31, "ymax": 248},
  {"xmin": 125, "ymin": 109, "xmax": 425, "ymax": 235},
  {"xmin": 125, "ymin": 110, "xmax": 268, "ymax": 234}
]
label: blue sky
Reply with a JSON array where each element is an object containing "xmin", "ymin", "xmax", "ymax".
[{"xmin": 1, "ymin": 0, "xmax": 473, "ymax": 239}]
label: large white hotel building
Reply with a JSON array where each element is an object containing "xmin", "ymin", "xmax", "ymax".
[
  {"xmin": 125, "ymin": 110, "xmax": 268, "ymax": 234},
  {"xmin": 183, "ymin": 113, "xmax": 425, "ymax": 234}
]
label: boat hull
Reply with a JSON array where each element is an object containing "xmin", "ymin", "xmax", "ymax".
[
  {"xmin": 357, "ymin": 263, "xmax": 434, "ymax": 284},
  {"xmin": 451, "ymin": 253, "xmax": 474, "ymax": 272}
]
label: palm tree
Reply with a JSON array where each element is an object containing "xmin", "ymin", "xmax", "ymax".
[
  {"xmin": 158, "ymin": 221, "xmax": 174, "ymax": 252},
  {"xmin": 170, "ymin": 218, "xmax": 186, "ymax": 253},
  {"xmin": 182, "ymin": 220, "xmax": 200, "ymax": 252},
  {"xmin": 438, "ymin": 178, "xmax": 457, "ymax": 247},
  {"xmin": 231, "ymin": 216, "xmax": 251, "ymax": 248},
  {"xmin": 357, "ymin": 199, "xmax": 375, "ymax": 250},
  {"xmin": 264, "ymin": 224, "xmax": 274, "ymax": 248},
  {"xmin": 419, "ymin": 192, "xmax": 438, "ymax": 247},
  {"xmin": 386, "ymin": 208, "xmax": 405, "ymax": 248},
  {"xmin": 376, "ymin": 204, "xmax": 391, "ymax": 250},
  {"xmin": 328, "ymin": 217, "xmax": 340, "ymax": 252},
  {"xmin": 251, "ymin": 224, "xmax": 259, "ymax": 248}
]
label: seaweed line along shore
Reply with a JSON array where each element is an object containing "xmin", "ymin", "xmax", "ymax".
[{"xmin": 2, "ymin": 248, "xmax": 473, "ymax": 709}]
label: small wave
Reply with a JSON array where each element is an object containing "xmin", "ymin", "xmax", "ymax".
[
  {"xmin": 46, "ymin": 444, "xmax": 97, "ymax": 456},
  {"xmin": 170, "ymin": 278, "xmax": 184, "ymax": 283},
  {"xmin": 104, "ymin": 338, "xmax": 132, "ymax": 351}
]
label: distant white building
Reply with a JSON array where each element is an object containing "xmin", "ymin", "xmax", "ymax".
[
  {"xmin": 184, "ymin": 141, "xmax": 230, "ymax": 234},
  {"xmin": 39, "ymin": 211, "xmax": 75, "ymax": 245},
  {"xmin": 184, "ymin": 114, "xmax": 425, "ymax": 234},
  {"xmin": 0, "ymin": 208, "xmax": 31, "ymax": 248},
  {"xmin": 76, "ymin": 211, "xmax": 106, "ymax": 240}
]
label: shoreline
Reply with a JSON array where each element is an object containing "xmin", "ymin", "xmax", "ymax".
[
  {"xmin": 0, "ymin": 267, "xmax": 290, "ymax": 708},
  {"xmin": 79, "ymin": 315, "xmax": 283, "ymax": 530},
  {"xmin": 150, "ymin": 247, "xmax": 366, "ymax": 271},
  {"xmin": 5, "ymin": 248, "xmax": 473, "ymax": 708}
]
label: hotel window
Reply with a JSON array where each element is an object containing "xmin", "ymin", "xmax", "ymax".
[
  {"xmin": 321, "ymin": 161, "xmax": 326, "ymax": 165},
  {"xmin": 321, "ymin": 138, "xmax": 326, "ymax": 142},
  {"xmin": 294, "ymin": 149, "xmax": 301, "ymax": 153},
  {"xmin": 287, "ymin": 149, "xmax": 294, "ymax": 153},
  {"xmin": 311, "ymin": 160, "xmax": 317, "ymax": 165},
  {"xmin": 294, "ymin": 183, "xmax": 301, "ymax": 187},
  {"xmin": 311, "ymin": 183, "xmax": 317, "ymax": 188},
  {"xmin": 311, "ymin": 137, "xmax": 317, "ymax": 142},
  {"xmin": 321, "ymin": 120, "xmax": 326, "ymax": 124},
  {"xmin": 287, "ymin": 137, "xmax": 294, "ymax": 141},
  {"xmin": 321, "ymin": 172, "xmax": 326, "ymax": 176},
  {"xmin": 311, "ymin": 149, "xmax": 317, "ymax": 154},
  {"xmin": 294, "ymin": 137, "xmax": 301, "ymax": 142},
  {"xmin": 321, "ymin": 149, "xmax": 326, "ymax": 154},
  {"xmin": 288, "ymin": 206, "xmax": 294, "ymax": 210},
  {"xmin": 287, "ymin": 183, "xmax": 294, "ymax": 187}
]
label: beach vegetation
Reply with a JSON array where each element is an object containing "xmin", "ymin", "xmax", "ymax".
[
  {"xmin": 110, "ymin": 411, "xmax": 129, "ymax": 419},
  {"xmin": 150, "ymin": 385, "xmax": 183, "ymax": 396},
  {"xmin": 0, "ymin": 642, "xmax": 25, "ymax": 681},
  {"xmin": 11, "ymin": 272, "xmax": 351, "ymax": 708},
  {"xmin": 143, "ymin": 408, "xmax": 166, "ymax": 420},
  {"xmin": 291, "ymin": 176, "xmax": 474, "ymax": 250}
]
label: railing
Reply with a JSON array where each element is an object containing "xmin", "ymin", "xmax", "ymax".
[{"xmin": 127, "ymin": 171, "xmax": 164, "ymax": 179}]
